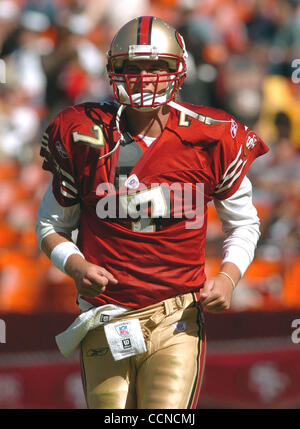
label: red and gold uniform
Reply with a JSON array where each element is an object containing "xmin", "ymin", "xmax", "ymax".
[
  {"xmin": 37, "ymin": 15, "xmax": 270, "ymax": 410},
  {"xmin": 40, "ymin": 100, "xmax": 268, "ymax": 409},
  {"xmin": 41, "ymin": 101, "xmax": 268, "ymax": 310}
]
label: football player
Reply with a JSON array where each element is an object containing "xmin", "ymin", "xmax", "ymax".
[{"xmin": 36, "ymin": 16, "xmax": 269, "ymax": 409}]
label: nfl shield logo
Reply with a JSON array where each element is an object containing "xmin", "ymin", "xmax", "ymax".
[
  {"xmin": 118, "ymin": 324, "xmax": 129, "ymax": 336},
  {"xmin": 174, "ymin": 321, "xmax": 186, "ymax": 332},
  {"xmin": 125, "ymin": 174, "xmax": 139, "ymax": 189}
]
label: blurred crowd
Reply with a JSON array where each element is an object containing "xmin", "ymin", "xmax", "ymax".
[{"xmin": 0, "ymin": 0, "xmax": 299, "ymax": 314}]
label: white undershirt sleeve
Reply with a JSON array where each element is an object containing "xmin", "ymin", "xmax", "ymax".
[
  {"xmin": 35, "ymin": 177, "xmax": 81, "ymax": 249},
  {"xmin": 37, "ymin": 176, "xmax": 259, "ymax": 279},
  {"xmin": 213, "ymin": 176, "xmax": 260, "ymax": 277}
]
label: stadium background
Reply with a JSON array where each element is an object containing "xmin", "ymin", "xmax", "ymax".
[{"xmin": 0, "ymin": 0, "xmax": 299, "ymax": 409}]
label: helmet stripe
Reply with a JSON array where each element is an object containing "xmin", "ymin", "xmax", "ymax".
[{"xmin": 137, "ymin": 16, "xmax": 153, "ymax": 45}]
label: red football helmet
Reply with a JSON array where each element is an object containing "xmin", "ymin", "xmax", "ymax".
[{"xmin": 106, "ymin": 16, "xmax": 188, "ymax": 110}]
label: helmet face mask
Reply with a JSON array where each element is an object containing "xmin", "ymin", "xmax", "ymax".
[{"xmin": 107, "ymin": 16, "xmax": 187, "ymax": 110}]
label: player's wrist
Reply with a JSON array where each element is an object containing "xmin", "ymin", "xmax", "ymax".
[
  {"xmin": 217, "ymin": 271, "xmax": 236, "ymax": 289},
  {"xmin": 50, "ymin": 241, "xmax": 85, "ymax": 275},
  {"xmin": 64, "ymin": 253, "xmax": 87, "ymax": 277}
]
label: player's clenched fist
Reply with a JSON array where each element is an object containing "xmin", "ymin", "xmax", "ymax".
[
  {"xmin": 65, "ymin": 254, "xmax": 118, "ymax": 298},
  {"xmin": 199, "ymin": 274, "xmax": 234, "ymax": 313}
]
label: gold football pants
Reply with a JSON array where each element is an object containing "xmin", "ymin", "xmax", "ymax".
[{"xmin": 80, "ymin": 291, "xmax": 206, "ymax": 409}]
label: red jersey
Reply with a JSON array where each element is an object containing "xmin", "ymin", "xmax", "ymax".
[{"xmin": 40, "ymin": 101, "xmax": 268, "ymax": 309}]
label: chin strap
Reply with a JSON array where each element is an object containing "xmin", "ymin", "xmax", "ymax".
[{"xmin": 98, "ymin": 104, "xmax": 126, "ymax": 160}]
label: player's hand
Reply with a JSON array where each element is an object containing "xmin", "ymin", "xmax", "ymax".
[
  {"xmin": 199, "ymin": 273, "xmax": 234, "ymax": 313},
  {"xmin": 65, "ymin": 254, "xmax": 118, "ymax": 298}
]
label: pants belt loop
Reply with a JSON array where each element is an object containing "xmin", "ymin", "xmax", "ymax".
[
  {"xmin": 144, "ymin": 292, "xmax": 197, "ymax": 332},
  {"xmin": 163, "ymin": 298, "xmax": 174, "ymax": 316},
  {"xmin": 144, "ymin": 308, "xmax": 165, "ymax": 331},
  {"xmin": 175, "ymin": 294, "xmax": 185, "ymax": 309}
]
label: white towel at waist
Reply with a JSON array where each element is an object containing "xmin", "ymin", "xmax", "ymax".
[{"xmin": 55, "ymin": 304, "xmax": 129, "ymax": 357}]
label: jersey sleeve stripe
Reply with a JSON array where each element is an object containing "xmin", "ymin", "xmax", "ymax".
[
  {"xmin": 214, "ymin": 160, "xmax": 248, "ymax": 194},
  {"xmin": 41, "ymin": 135, "xmax": 76, "ymax": 185},
  {"xmin": 41, "ymin": 143, "xmax": 50, "ymax": 152},
  {"xmin": 61, "ymin": 180, "xmax": 78, "ymax": 195},
  {"xmin": 60, "ymin": 167, "xmax": 76, "ymax": 184},
  {"xmin": 41, "ymin": 132, "xmax": 50, "ymax": 150},
  {"xmin": 221, "ymin": 146, "xmax": 242, "ymax": 180},
  {"xmin": 217, "ymin": 159, "xmax": 244, "ymax": 189},
  {"xmin": 60, "ymin": 188, "xmax": 78, "ymax": 199}
]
